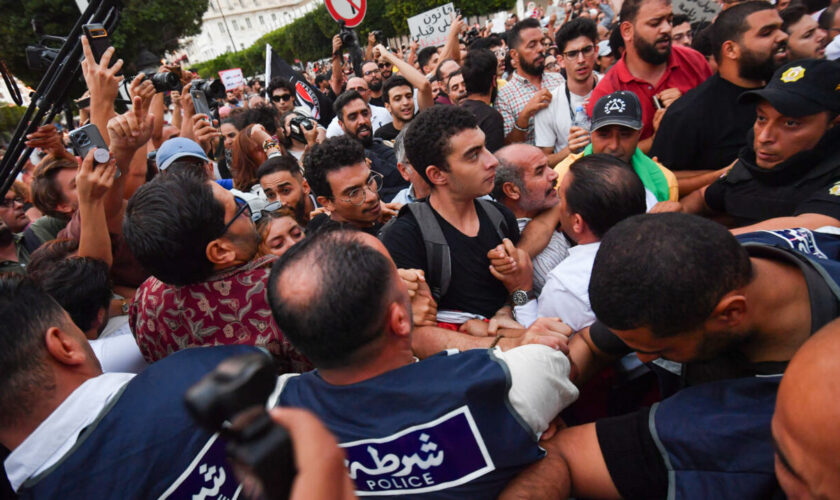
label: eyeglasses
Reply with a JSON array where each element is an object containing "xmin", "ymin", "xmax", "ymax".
[
  {"xmin": 363, "ymin": 68, "xmax": 382, "ymax": 76},
  {"xmin": 0, "ymin": 196, "xmax": 24, "ymax": 207},
  {"xmin": 220, "ymin": 196, "xmax": 253, "ymax": 235},
  {"xmin": 348, "ymin": 87, "xmax": 369, "ymax": 93},
  {"xmin": 492, "ymin": 48, "xmax": 508, "ymax": 58},
  {"xmin": 563, "ymin": 45, "xmax": 596, "ymax": 59},
  {"xmin": 251, "ymin": 200, "xmax": 283, "ymax": 225},
  {"xmin": 271, "ymin": 94, "xmax": 294, "ymax": 103},
  {"xmin": 340, "ymin": 171, "xmax": 383, "ymax": 206}
]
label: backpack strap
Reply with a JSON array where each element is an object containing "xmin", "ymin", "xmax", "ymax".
[
  {"xmin": 406, "ymin": 202, "xmax": 451, "ymax": 302},
  {"xmin": 476, "ymin": 198, "xmax": 509, "ymax": 241}
]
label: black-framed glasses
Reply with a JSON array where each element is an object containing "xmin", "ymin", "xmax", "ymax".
[
  {"xmin": 363, "ymin": 68, "xmax": 382, "ymax": 76},
  {"xmin": 1, "ymin": 196, "xmax": 24, "ymax": 207},
  {"xmin": 220, "ymin": 196, "xmax": 252, "ymax": 235},
  {"xmin": 251, "ymin": 200, "xmax": 283, "ymax": 225},
  {"xmin": 378, "ymin": 62, "xmax": 391, "ymax": 69},
  {"xmin": 341, "ymin": 171, "xmax": 383, "ymax": 206},
  {"xmin": 563, "ymin": 45, "xmax": 596, "ymax": 59},
  {"xmin": 271, "ymin": 94, "xmax": 294, "ymax": 102}
]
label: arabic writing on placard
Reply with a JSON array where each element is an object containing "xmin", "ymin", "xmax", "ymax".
[
  {"xmin": 218, "ymin": 68, "xmax": 245, "ymax": 91},
  {"xmin": 674, "ymin": 0, "xmax": 719, "ymax": 23},
  {"xmin": 408, "ymin": 3, "xmax": 455, "ymax": 49}
]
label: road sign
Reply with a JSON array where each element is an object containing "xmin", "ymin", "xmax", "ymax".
[{"xmin": 325, "ymin": 0, "xmax": 367, "ymax": 28}]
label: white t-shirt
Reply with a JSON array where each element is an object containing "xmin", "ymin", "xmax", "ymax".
[
  {"xmin": 534, "ymin": 78, "xmax": 598, "ymax": 152},
  {"xmin": 326, "ymin": 104, "xmax": 393, "ymax": 138},
  {"xmin": 534, "ymin": 241, "xmax": 601, "ymax": 331},
  {"xmin": 90, "ymin": 315, "xmax": 148, "ymax": 374}
]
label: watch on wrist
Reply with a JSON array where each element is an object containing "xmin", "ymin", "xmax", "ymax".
[
  {"xmin": 121, "ymin": 299, "xmax": 130, "ymax": 314},
  {"xmin": 511, "ymin": 289, "xmax": 535, "ymax": 306},
  {"xmin": 513, "ymin": 121, "xmax": 528, "ymax": 132}
]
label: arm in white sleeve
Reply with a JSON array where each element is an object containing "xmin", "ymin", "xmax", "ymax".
[{"xmin": 513, "ymin": 298, "xmax": 539, "ymax": 328}]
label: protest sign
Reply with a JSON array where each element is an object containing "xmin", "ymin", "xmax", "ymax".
[
  {"xmin": 218, "ymin": 68, "xmax": 245, "ymax": 91},
  {"xmin": 408, "ymin": 3, "xmax": 455, "ymax": 49},
  {"xmin": 673, "ymin": 0, "xmax": 720, "ymax": 23}
]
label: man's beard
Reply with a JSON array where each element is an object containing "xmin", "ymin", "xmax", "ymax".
[
  {"xmin": 520, "ymin": 53, "xmax": 545, "ymax": 77},
  {"xmin": 293, "ymin": 195, "xmax": 308, "ymax": 223},
  {"xmin": 635, "ymin": 34, "xmax": 671, "ymax": 65},
  {"xmin": 353, "ymin": 125, "xmax": 373, "ymax": 147},
  {"xmin": 739, "ymin": 45, "xmax": 784, "ymax": 82},
  {"xmin": 369, "ymin": 79, "xmax": 383, "ymax": 92}
]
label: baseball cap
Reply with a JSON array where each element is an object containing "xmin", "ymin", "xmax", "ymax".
[
  {"xmin": 590, "ymin": 91, "xmax": 643, "ymax": 131},
  {"xmin": 739, "ymin": 59, "xmax": 840, "ymax": 117},
  {"xmin": 156, "ymin": 137, "xmax": 210, "ymax": 171}
]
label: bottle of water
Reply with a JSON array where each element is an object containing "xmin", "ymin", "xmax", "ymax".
[{"xmin": 572, "ymin": 105, "xmax": 590, "ymax": 131}]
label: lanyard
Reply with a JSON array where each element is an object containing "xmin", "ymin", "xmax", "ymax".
[{"xmin": 565, "ymin": 74, "xmax": 598, "ymax": 121}]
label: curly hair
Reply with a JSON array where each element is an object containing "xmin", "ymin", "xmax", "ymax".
[
  {"xmin": 230, "ymin": 124, "xmax": 268, "ymax": 191},
  {"xmin": 303, "ymin": 135, "xmax": 366, "ymax": 199},
  {"xmin": 403, "ymin": 105, "xmax": 477, "ymax": 185}
]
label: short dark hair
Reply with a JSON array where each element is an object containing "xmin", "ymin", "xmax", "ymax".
[
  {"xmin": 27, "ymin": 238, "xmax": 79, "ymax": 272},
  {"xmin": 404, "ymin": 105, "xmax": 478, "ymax": 186},
  {"xmin": 267, "ymin": 76, "xmax": 295, "ymax": 97},
  {"xmin": 29, "ymin": 257, "xmax": 111, "ymax": 333},
  {"xmin": 382, "ymin": 75, "xmax": 413, "ymax": 104},
  {"xmin": 609, "ymin": 23, "xmax": 626, "ymax": 55},
  {"xmin": 0, "ymin": 275, "xmax": 67, "ymax": 427},
  {"xmin": 268, "ymin": 227, "xmax": 393, "ymax": 369},
  {"xmin": 123, "ymin": 170, "xmax": 225, "ymax": 286},
  {"xmin": 333, "ymin": 90, "xmax": 367, "ymax": 121},
  {"xmin": 619, "ymin": 0, "xmax": 672, "ymax": 25},
  {"xmin": 303, "ymin": 135, "xmax": 366, "ymax": 199},
  {"xmin": 818, "ymin": 4, "xmax": 839, "ymax": 30},
  {"xmin": 234, "ymin": 105, "xmax": 279, "ymax": 135},
  {"xmin": 491, "ymin": 157, "xmax": 524, "ymax": 201},
  {"xmin": 589, "ymin": 213, "xmax": 753, "ymax": 337},
  {"xmin": 712, "ymin": 1, "xmax": 775, "ymax": 60},
  {"xmin": 565, "ymin": 154, "xmax": 646, "ymax": 238},
  {"xmin": 166, "ymin": 158, "xmax": 208, "ymax": 178},
  {"xmin": 692, "ymin": 25, "xmax": 715, "ymax": 57},
  {"xmin": 462, "ymin": 49, "xmax": 497, "ymax": 95},
  {"xmin": 510, "ymin": 18, "xmax": 542, "ymax": 50},
  {"xmin": 781, "ymin": 4, "xmax": 808, "ymax": 31},
  {"xmin": 673, "ymin": 13, "xmax": 690, "ymax": 26},
  {"xmin": 469, "ymin": 34, "xmax": 504, "ymax": 51},
  {"xmin": 257, "ymin": 155, "xmax": 302, "ymax": 182},
  {"xmin": 417, "ymin": 46, "xmax": 439, "ymax": 70},
  {"xmin": 555, "ymin": 17, "xmax": 599, "ymax": 52},
  {"xmin": 315, "ymin": 74, "xmax": 329, "ymax": 86}
]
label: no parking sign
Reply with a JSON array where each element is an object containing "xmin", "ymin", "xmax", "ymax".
[{"xmin": 325, "ymin": 0, "xmax": 367, "ymax": 27}]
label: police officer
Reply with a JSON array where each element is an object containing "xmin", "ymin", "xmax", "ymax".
[{"xmin": 678, "ymin": 59, "xmax": 840, "ymax": 233}]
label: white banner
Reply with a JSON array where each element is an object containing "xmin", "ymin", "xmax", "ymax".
[
  {"xmin": 218, "ymin": 68, "xmax": 245, "ymax": 91},
  {"xmin": 408, "ymin": 3, "xmax": 456, "ymax": 49}
]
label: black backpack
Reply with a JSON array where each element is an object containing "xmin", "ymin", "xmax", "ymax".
[{"xmin": 380, "ymin": 199, "xmax": 509, "ymax": 302}]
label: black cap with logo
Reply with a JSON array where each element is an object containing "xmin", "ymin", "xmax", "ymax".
[
  {"xmin": 739, "ymin": 59, "xmax": 840, "ymax": 117},
  {"xmin": 590, "ymin": 90, "xmax": 643, "ymax": 131}
]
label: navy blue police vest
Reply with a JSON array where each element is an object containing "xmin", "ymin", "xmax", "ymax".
[
  {"xmin": 277, "ymin": 349, "xmax": 544, "ymax": 499},
  {"xmin": 17, "ymin": 345, "xmax": 259, "ymax": 500},
  {"xmin": 738, "ymin": 227, "xmax": 840, "ymax": 290}
]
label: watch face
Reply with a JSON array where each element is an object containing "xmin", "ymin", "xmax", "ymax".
[{"xmin": 512, "ymin": 290, "xmax": 528, "ymax": 306}]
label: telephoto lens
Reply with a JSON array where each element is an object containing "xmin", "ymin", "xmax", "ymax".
[
  {"xmin": 193, "ymin": 79, "xmax": 227, "ymax": 100},
  {"xmin": 149, "ymin": 72, "xmax": 181, "ymax": 93}
]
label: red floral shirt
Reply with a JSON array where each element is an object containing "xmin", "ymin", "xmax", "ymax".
[{"xmin": 130, "ymin": 255, "xmax": 311, "ymax": 373}]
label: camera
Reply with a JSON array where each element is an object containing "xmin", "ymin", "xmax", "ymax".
[
  {"xmin": 185, "ymin": 352, "xmax": 296, "ymax": 500},
  {"xmin": 287, "ymin": 114, "xmax": 315, "ymax": 144},
  {"xmin": 191, "ymin": 78, "xmax": 227, "ymax": 101},
  {"xmin": 338, "ymin": 20, "xmax": 357, "ymax": 48},
  {"xmin": 147, "ymin": 71, "xmax": 181, "ymax": 93}
]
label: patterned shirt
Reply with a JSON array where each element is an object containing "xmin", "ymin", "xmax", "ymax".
[
  {"xmin": 130, "ymin": 255, "xmax": 311, "ymax": 373},
  {"xmin": 496, "ymin": 71, "xmax": 565, "ymax": 144}
]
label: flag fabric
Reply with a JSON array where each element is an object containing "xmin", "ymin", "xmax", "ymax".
[{"xmin": 266, "ymin": 44, "xmax": 335, "ymax": 128}]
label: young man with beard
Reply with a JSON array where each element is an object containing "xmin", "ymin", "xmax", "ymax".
[
  {"xmin": 332, "ymin": 90, "xmax": 408, "ymax": 202},
  {"xmin": 650, "ymin": 1, "xmax": 790, "ymax": 195},
  {"xmin": 325, "ymin": 78, "xmax": 393, "ymax": 138},
  {"xmin": 781, "ymin": 3, "xmax": 829, "ymax": 60},
  {"xmin": 535, "ymin": 18, "xmax": 602, "ymax": 166},
  {"xmin": 497, "ymin": 18, "xmax": 566, "ymax": 145},
  {"xmin": 0, "ymin": 187, "xmax": 31, "ymax": 274},
  {"xmin": 361, "ymin": 61, "xmax": 385, "ymax": 107},
  {"xmin": 461, "ymin": 49, "xmax": 505, "ymax": 153},
  {"xmin": 586, "ymin": 0, "xmax": 712, "ymax": 151},
  {"xmin": 258, "ymin": 155, "xmax": 319, "ymax": 227},
  {"xmin": 678, "ymin": 59, "xmax": 840, "ymax": 233}
]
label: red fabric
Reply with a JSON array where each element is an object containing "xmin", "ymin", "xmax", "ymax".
[
  {"xmin": 587, "ymin": 45, "xmax": 712, "ymax": 139},
  {"xmin": 130, "ymin": 255, "xmax": 312, "ymax": 373}
]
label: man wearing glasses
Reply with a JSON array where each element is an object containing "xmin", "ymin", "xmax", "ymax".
[
  {"xmin": 0, "ymin": 187, "xmax": 30, "ymax": 274},
  {"xmin": 535, "ymin": 18, "xmax": 603, "ymax": 166},
  {"xmin": 303, "ymin": 135, "xmax": 399, "ymax": 235},
  {"xmin": 361, "ymin": 61, "xmax": 385, "ymax": 107},
  {"xmin": 123, "ymin": 169, "xmax": 312, "ymax": 372}
]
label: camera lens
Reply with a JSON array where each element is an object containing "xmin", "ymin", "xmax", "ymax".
[{"xmin": 150, "ymin": 72, "xmax": 180, "ymax": 93}]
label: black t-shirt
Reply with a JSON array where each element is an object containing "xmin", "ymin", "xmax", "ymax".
[
  {"xmin": 374, "ymin": 122, "xmax": 401, "ymax": 141},
  {"xmin": 306, "ymin": 213, "xmax": 382, "ymax": 236},
  {"xmin": 380, "ymin": 200, "xmax": 520, "ymax": 319},
  {"xmin": 369, "ymin": 95, "xmax": 384, "ymax": 108},
  {"xmin": 704, "ymin": 127, "xmax": 840, "ymax": 227},
  {"xmin": 461, "ymin": 99, "xmax": 505, "ymax": 153},
  {"xmin": 592, "ymin": 243, "xmax": 840, "ymax": 499},
  {"xmin": 650, "ymin": 74, "xmax": 756, "ymax": 172}
]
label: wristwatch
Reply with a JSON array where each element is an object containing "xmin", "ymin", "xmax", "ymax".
[
  {"xmin": 511, "ymin": 289, "xmax": 535, "ymax": 306},
  {"xmin": 121, "ymin": 299, "xmax": 130, "ymax": 314}
]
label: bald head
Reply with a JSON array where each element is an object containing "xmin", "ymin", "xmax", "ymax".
[
  {"xmin": 495, "ymin": 144, "xmax": 546, "ymax": 168},
  {"xmin": 773, "ymin": 318, "xmax": 840, "ymax": 499}
]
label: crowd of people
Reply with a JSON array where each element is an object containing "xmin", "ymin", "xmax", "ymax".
[{"xmin": 2, "ymin": 0, "xmax": 840, "ymax": 497}]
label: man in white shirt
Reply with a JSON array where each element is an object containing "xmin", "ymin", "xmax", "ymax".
[
  {"xmin": 513, "ymin": 154, "xmax": 646, "ymax": 330},
  {"xmin": 535, "ymin": 17, "xmax": 602, "ymax": 166},
  {"xmin": 326, "ymin": 77, "xmax": 392, "ymax": 138}
]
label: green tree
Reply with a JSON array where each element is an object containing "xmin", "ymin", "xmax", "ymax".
[{"xmin": 0, "ymin": 0, "xmax": 209, "ymax": 87}]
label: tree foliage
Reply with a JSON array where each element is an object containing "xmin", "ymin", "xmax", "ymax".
[
  {"xmin": 191, "ymin": 0, "xmax": 515, "ymax": 78},
  {"xmin": 0, "ymin": 0, "xmax": 209, "ymax": 87}
]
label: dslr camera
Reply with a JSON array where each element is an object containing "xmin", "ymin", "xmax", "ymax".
[{"xmin": 287, "ymin": 114, "xmax": 315, "ymax": 144}]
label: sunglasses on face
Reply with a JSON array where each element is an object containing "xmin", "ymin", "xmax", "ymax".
[
  {"xmin": 272, "ymin": 94, "xmax": 294, "ymax": 103},
  {"xmin": 378, "ymin": 63, "xmax": 390, "ymax": 69}
]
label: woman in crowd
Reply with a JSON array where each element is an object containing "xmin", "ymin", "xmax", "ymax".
[{"xmin": 255, "ymin": 203, "xmax": 306, "ymax": 257}]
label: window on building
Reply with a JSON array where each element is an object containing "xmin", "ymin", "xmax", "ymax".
[
  {"xmin": 218, "ymin": 22, "xmax": 225, "ymax": 34},
  {"xmin": 239, "ymin": 0, "xmax": 245, "ymax": 7},
  {"xmin": 259, "ymin": 15, "xmax": 265, "ymax": 24},
  {"xmin": 245, "ymin": 17, "xmax": 252, "ymax": 28},
  {"xmin": 232, "ymin": 19, "xmax": 239, "ymax": 30},
  {"xmin": 271, "ymin": 13, "xmax": 277, "ymax": 21}
]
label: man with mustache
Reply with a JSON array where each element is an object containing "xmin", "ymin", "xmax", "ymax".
[
  {"xmin": 586, "ymin": 0, "xmax": 712, "ymax": 152},
  {"xmin": 650, "ymin": 1, "xmax": 790, "ymax": 195},
  {"xmin": 0, "ymin": 185, "xmax": 31, "ymax": 275},
  {"xmin": 496, "ymin": 18, "xmax": 566, "ymax": 145},
  {"xmin": 361, "ymin": 61, "xmax": 385, "ymax": 107},
  {"xmin": 332, "ymin": 90, "xmax": 408, "ymax": 202}
]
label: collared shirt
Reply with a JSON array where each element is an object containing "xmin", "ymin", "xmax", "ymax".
[
  {"xmin": 130, "ymin": 255, "xmax": 311, "ymax": 373},
  {"xmin": 586, "ymin": 45, "xmax": 712, "ymax": 140},
  {"xmin": 0, "ymin": 233, "xmax": 29, "ymax": 275},
  {"xmin": 496, "ymin": 71, "xmax": 565, "ymax": 144},
  {"xmin": 536, "ymin": 241, "xmax": 601, "ymax": 331},
  {"xmin": 517, "ymin": 218, "xmax": 571, "ymax": 294},
  {"xmin": 5, "ymin": 373, "xmax": 135, "ymax": 492}
]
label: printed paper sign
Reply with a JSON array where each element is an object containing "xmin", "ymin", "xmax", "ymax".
[
  {"xmin": 341, "ymin": 406, "xmax": 495, "ymax": 496},
  {"xmin": 408, "ymin": 3, "xmax": 456, "ymax": 49},
  {"xmin": 673, "ymin": 0, "xmax": 720, "ymax": 23},
  {"xmin": 218, "ymin": 68, "xmax": 245, "ymax": 91}
]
